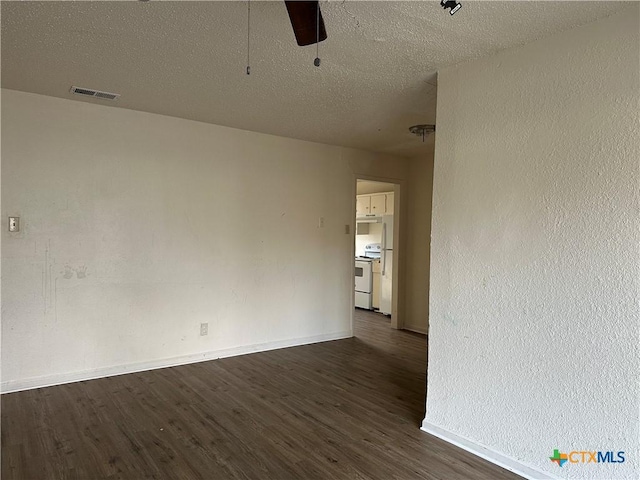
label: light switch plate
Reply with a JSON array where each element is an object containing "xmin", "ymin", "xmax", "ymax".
[{"xmin": 9, "ymin": 217, "xmax": 19, "ymax": 232}]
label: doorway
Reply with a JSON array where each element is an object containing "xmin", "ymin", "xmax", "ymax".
[{"xmin": 353, "ymin": 178, "xmax": 401, "ymax": 335}]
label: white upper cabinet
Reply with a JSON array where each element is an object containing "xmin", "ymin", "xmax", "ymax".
[
  {"xmin": 385, "ymin": 192, "xmax": 394, "ymax": 215},
  {"xmin": 356, "ymin": 195, "xmax": 371, "ymax": 217},
  {"xmin": 370, "ymin": 194, "xmax": 386, "ymax": 215},
  {"xmin": 356, "ymin": 192, "xmax": 394, "ymax": 216}
]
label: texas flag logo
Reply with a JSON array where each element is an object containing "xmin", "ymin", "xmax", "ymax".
[{"xmin": 550, "ymin": 449, "xmax": 568, "ymax": 467}]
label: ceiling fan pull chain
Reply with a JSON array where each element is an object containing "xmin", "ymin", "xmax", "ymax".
[
  {"xmin": 246, "ymin": 0, "xmax": 251, "ymax": 75},
  {"xmin": 314, "ymin": 1, "xmax": 321, "ymax": 67}
]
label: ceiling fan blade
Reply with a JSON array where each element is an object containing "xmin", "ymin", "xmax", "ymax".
[{"xmin": 284, "ymin": 1, "xmax": 327, "ymax": 47}]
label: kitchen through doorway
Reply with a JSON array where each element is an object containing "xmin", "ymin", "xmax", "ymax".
[{"xmin": 354, "ymin": 179, "xmax": 400, "ymax": 333}]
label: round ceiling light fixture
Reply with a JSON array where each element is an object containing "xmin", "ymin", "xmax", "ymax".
[{"xmin": 408, "ymin": 124, "xmax": 436, "ymax": 142}]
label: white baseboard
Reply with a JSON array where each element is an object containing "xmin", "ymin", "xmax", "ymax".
[
  {"xmin": 403, "ymin": 325, "xmax": 427, "ymax": 335},
  {"xmin": 421, "ymin": 421, "xmax": 560, "ymax": 480},
  {"xmin": 1, "ymin": 330, "xmax": 353, "ymax": 394}
]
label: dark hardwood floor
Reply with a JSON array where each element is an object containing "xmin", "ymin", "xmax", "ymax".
[{"xmin": 2, "ymin": 309, "xmax": 521, "ymax": 479}]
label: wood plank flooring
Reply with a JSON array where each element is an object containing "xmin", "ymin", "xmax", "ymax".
[{"xmin": 2, "ymin": 309, "xmax": 521, "ymax": 479}]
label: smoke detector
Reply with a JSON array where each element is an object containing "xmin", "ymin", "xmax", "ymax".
[
  {"xmin": 409, "ymin": 124, "xmax": 436, "ymax": 142},
  {"xmin": 70, "ymin": 86, "xmax": 120, "ymax": 101}
]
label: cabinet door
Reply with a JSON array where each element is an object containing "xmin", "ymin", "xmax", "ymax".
[
  {"xmin": 385, "ymin": 192, "xmax": 395, "ymax": 215},
  {"xmin": 356, "ymin": 196, "xmax": 371, "ymax": 216},
  {"xmin": 372, "ymin": 272, "xmax": 381, "ymax": 309},
  {"xmin": 370, "ymin": 194, "xmax": 386, "ymax": 215}
]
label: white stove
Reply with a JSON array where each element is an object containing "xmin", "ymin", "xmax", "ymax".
[
  {"xmin": 363, "ymin": 243, "xmax": 382, "ymax": 259},
  {"xmin": 355, "ymin": 258, "xmax": 373, "ymax": 309},
  {"xmin": 355, "ymin": 244, "xmax": 383, "ymax": 309}
]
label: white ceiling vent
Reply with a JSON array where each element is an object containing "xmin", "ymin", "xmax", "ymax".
[{"xmin": 70, "ymin": 86, "xmax": 120, "ymax": 101}]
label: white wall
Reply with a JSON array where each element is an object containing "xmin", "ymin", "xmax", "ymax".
[
  {"xmin": 355, "ymin": 223, "xmax": 383, "ymax": 257},
  {"xmin": 404, "ymin": 153, "xmax": 434, "ymax": 334},
  {"xmin": 1, "ymin": 89, "xmax": 409, "ymax": 392},
  {"xmin": 424, "ymin": 7, "xmax": 639, "ymax": 480}
]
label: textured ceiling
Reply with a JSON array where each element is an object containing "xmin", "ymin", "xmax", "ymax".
[{"xmin": 1, "ymin": 1, "xmax": 624, "ymax": 158}]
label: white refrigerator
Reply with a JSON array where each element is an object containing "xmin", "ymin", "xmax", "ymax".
[{"xmin": 379, "ymin": 215, "xmax": 393, "ymax": 316}]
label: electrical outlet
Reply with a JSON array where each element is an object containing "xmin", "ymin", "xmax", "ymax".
[
  {"xmin": 345, "ymin": 224, "xmax": 350, "ymax": 235},
  {"xmin": 200, "ymin": 323, "xmax": 208, "ymax": 336},
  {"xmin": 318, "ymin": 217, "xmax": 324, "ymax": 228}
]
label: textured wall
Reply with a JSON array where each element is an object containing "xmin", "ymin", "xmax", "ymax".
[
  {"xmin": 1, "ymin": 89, "xmax": 410, "ymax": 392},
  {"xmin": 424, "ymin": 7, "xmax": 639, "ymax": 480}
]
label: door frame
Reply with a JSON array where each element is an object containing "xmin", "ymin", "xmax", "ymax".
[{"xmin": 351, "ymin": 174, "xmax": 405, "ymax": 332}]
